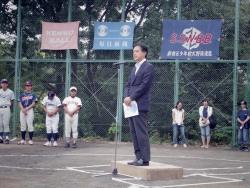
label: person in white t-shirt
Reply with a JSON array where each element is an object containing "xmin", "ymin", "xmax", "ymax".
[
  {"xmin": 62, "ymin": 86, "xmax": 82, "ymax": 149},
  {"xmin": 172, "ymin": 101, "xmax": 187, "ymax": 148},
  {"xmin": 41, "ymin": 91, "xmax": 61, "ymax": 147}
]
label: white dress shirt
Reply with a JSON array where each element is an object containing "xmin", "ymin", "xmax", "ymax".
[{"xmin": 135, "ymin": 59, "xmax": 146, "ymax": 74}]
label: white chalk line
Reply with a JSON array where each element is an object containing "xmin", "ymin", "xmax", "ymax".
[
  {"xmin": 0, "ymin": 164, "xmax": 246, "ymax": 188},
  {"xmin": 116, "ymin": 174, "xmax": 242, "ymax": 188},
  {"xmin": 0, "ymin": 154, "xmax": 60, "ymax": 157},
  {"xmin": 10, "ymin": 137, "xmax": 17, "ymax": 141},
  {"xmin": 68, "ymin": 164, "xmax": 110, "ymax": 169},
  {"xmin": 183, "ymin": 174, "xmax": 199, "ymax": 178},
  {"xmin": 69, "ymin": 164, "xmax": 112, "ymax": 176},
  {"xmin": 66, "ymin": 167, "xmax": 110, "ymax": 175},
  {"xmin": 152, "ymin": 155, "xmax": 250, "ymax": 163},
  {"xmin": 0, "ymin": 154, "xmax": 249, "ymax": 187},
  {"xmin": 1, "ymin": 153, "xmax": 250, "ymax": 164},
  {"xmin": 112, "ymin": 174, "xmax": 242, "ymax": 188},
  {"xmin": 185, "ymin": 166, "xmax": 243, "ymax": 170},
  {"xmin": 112, "ymin": 177, "xmax": 148, "ymax": 188},
  {"xmin": 207, "ymin": 171, "xmax": 250, "ymax": 176},
  {"xmin": 0, "ymin": 165, "xmax": 67, "ymax": 171}
]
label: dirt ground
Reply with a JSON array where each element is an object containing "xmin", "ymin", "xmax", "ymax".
[{"xmin": 0, "ymin": 140, "xmax": 250, "ymax": 188}]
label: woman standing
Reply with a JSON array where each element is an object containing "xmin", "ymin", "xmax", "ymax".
[
  {"xmin": 237, "ymin": 100, "xmax": 250, "ymax": 152},
  {"xmin": 199, "ymin": 99, "xmax": 212, "ymax": 148},
  {"xmin": 172, "ymin": 101, "xmax": 187, "ymax": 147}
]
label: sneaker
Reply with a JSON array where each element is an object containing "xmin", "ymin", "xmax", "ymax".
[
  {"xmin": 29, "ymin": 140, "xmax": 33, "ymax": 145},
  {"xmin": 238, "ymin": 146, "xmax": 244, "ymax": 151},
  {"xmin": 43, "ymin": 141, "xmax": 51, "ymax": 146},
  {"xmin": 243, "ymin": 147, "xmax": 248, "ymax": 152},
  {"xmin": 174, "ymin": 144, "xmax": 178, "ymax": 147},
  {"xmin": 64, "ymin": 142, "xmax": 70, "ymax": 148},
  {"xmin": 53, "ymin": 141, "xmax": 58, "ymax": 147},
  {"xmin": 183, "ymin": 144, "xmax": 187, "ymax": 148},
  {"xmin": 72, "ymin": 143, "xmax": 76, "ymax": 148},
  {"xmin": 18, "ymin": 140, "xmax": 26, "ymax": 145},
  {"xmin": 4, "ymin": 139, "xmax": 9, "ymax": 144},
  {"xmin": 0, "ymin": 139, "xmax": 3, "ymax": 143}
]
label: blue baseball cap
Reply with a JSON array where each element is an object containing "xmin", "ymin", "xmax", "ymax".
[
  {"xmin": 240, "ymin": 100, "xmax": 247, "ymax": 105},
  {"xmin": 48, "ymin": 91, "xmax": 55, "ymax": 100},
  {"xmin": 24, "ymin": 81, "xmax": 32, "ymax": 86},
  {"xmin": 0, "ymin": 78, "xmax": 8, "ymax": 83}
]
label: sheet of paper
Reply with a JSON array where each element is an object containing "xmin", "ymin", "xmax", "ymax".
[{"xmin": 123, "ymin": 101, "xmax": 139, "ymax": 118}]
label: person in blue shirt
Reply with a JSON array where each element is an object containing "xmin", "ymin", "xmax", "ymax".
[
  {"xmin": 18, "ymin": 81, "xmax": 38, "ymax": 145},
  {"xmin": 237, "ymin": 100, "xmax": 250, "ymax": 152}
]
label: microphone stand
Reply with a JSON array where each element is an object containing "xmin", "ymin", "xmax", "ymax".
[{"xmin": 112, "ymin": 61, "xmax": 126, "ymax": 175}]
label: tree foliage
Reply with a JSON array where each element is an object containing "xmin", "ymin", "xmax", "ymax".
[{"xmin": 0, "ymin": 0, "xmax": 249, "ymax": 145}]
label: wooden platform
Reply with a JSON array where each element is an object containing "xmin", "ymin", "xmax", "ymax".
[{"xmin": 111, "ymin": 161, "xmax": 183, "ymax": 181}]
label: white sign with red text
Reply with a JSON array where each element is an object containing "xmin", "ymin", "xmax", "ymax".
[{"xmin": 41, "ymin": 21, "xmax": 79, "ymax": 50}]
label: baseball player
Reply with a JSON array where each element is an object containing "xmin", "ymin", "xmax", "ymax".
[
  {"xmin": 18, "ymin": 81, "xmax": 38, "ymax": 145},
  {"xmin": 0, "ymin": 79, "xmax": 15, "ymax": 144},
  {"xmin": 62, "ymin": 86, "xmax": 82, "ymax": 148},
  {"xmin": 42, "ymin": 91, "xmax": 61, "ymax": 147}
]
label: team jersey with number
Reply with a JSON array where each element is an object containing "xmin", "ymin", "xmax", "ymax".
[
  {"xmin": 0, "ymin": 88, "xmax": 15, "ymax": 106},
  {"xmin": 42, "ymin": 96, "xmax": 61, "ymax": 113},
  {"xmin": 62, "ymin": 96, "xmax": 82, "ymax": 111},
  {"xmin": 18, "ymin": 92, "xmax": 38, "ymax": 108}
]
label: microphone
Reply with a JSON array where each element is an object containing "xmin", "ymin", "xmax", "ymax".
[{"xmin": 113, "ymin": 61, "xmax": 127, "ymax": 66}]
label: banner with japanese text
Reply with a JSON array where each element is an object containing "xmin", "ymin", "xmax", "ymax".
[
  {"xmin": 160, "ymin": 20, "xmax": 222, "ymax": 60},
  {"xmin": 41, "ymin": 21, "xmax": 79, "ymax": 50},
  {"xmin": 93, "ymin": 22, "xmax": 134, "ymax": 50}
]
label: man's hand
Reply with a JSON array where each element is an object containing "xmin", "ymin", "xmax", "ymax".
[{"xmin": 124, "ymin": 97, "xmax": 132, "ymax": 106}]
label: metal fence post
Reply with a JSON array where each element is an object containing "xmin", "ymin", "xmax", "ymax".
[
  {"xmin": 232, "ymin": 0, "xmax": 239, "ymax": 146},
  {"xmin": 63, "ymin": 0, "xmax": 72, "ymax": 139},
  {"xmin": 13, "ymin": 0, "xmax": 22, "ymax": 138},
  {"xmin": 117, "ymin": 0, "xmax": 126, "ymax": 142},
  {"xmin": 174, "ymin": 0, "xmax": 181, "ymax": 105},
  {"xmin": 245, "ymin": 62, "xmax": 250, "ymax": 104}
]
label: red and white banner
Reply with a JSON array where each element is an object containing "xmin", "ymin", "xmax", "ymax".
[{"xmin": 41, "ymin": 21, "xmax": 79, "ymax": 50}]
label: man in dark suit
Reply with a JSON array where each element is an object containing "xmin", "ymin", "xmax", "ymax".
[{"xmin": 124, "ymin": 43, "xmax": 155, "ymax": 166}]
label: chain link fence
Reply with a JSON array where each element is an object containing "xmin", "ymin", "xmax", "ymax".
[{"xmin": 0, "ymin": 0, "xmax": 250, "ymax": 146}]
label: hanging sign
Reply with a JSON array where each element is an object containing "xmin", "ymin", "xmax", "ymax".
[{"xmin": 160, "ymin": 20, "xmax": 223, "ymax": 60}]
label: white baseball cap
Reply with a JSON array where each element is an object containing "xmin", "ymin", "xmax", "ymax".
[{"xmin": 70, "ymin": 86, "xmax": 77, "ymax": 91}]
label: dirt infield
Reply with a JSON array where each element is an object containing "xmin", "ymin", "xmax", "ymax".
[{"xmin": 0, "ymin": 140, "xmax": 250, "ymax": 188}]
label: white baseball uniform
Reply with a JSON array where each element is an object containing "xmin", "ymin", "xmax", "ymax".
[
  {"xmin": 42, "ymin": 96, "xmax": 61, "ymax": 133},
  {"xmin": 0, "ymin": 88, "xmax": 15, "ymax": 133},
  {"xmin": 62, "ymin": 96, "xmax": 82, "ymax": 138}
]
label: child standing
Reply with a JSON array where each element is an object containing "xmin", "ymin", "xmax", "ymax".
[
  {"xmin": 42, "ymin": 91, "xmax": 61, "ymax": 147},
  {"xmin": 237, "ymin": 100, "xmax": 250, "ymax": 152},
  {"xmin": 0, "ymin": 79, "xmax": 15, "ymax": 144},
  {"xmin": 62, "ymin": 87, "xmax": 82, "ymax": 148},
  {"xmin": 18, "ymin": 81, "xmax": 38, "ymax": 145}
]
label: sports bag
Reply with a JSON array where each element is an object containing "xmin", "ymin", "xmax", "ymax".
[{"xmin": 209, "ymin": 115, "xmax": 217, "ymax": 129}]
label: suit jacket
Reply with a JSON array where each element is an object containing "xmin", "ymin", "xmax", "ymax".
[{"xmin": 124, "ymin": 61, "xmax": 155, "ymax": 112}]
